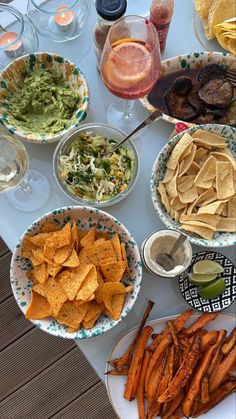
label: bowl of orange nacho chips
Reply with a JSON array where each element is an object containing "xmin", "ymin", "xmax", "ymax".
[
  {"xmin": 151, "ymin": 124, "xmax": 236, "ymax": 247},
  {"xmin": 10, "ymin": 206, "xmax": 142, "ymax": 339}
]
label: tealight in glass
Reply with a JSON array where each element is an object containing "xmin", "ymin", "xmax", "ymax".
[
  {"xmin": 27, "ymin": 0, "xmax": 91, "ymax": 42},
  {"xmin": 0, "ymin": 4, "xmax": 39, "ymax": 71}
]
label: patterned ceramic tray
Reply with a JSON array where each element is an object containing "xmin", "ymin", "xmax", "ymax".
[
  {"xmin": 140, "ymin": 51, "xmax": 236, "ymax": 127},
  {"xmin": 10, "ymin": 206, "xmax": 142, "ymax": 339}
]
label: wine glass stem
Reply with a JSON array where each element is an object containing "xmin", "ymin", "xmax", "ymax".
[
  {"xmin": 20, "ymin": 179, "xmax": 32, "ymax": 195},
  {"xmin": 123, "ymin": 100, "xmax": 134, "ymax": 120}
]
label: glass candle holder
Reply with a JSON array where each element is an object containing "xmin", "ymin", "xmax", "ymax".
[
  {"xmin": 0, "ymin": 4, "xmax": 39, "ymax": 71},
  {"xmin": 27, "ymin": 0, "xmax": 91, "ymax": 43}
]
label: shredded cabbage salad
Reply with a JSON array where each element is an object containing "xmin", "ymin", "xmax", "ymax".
[{"xmin": 59, "ymin": 132, "xmax": 135, "ymax": 202}]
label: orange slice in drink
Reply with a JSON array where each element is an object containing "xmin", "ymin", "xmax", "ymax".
[{"xmin": 104, "ymin": 41, "xmax": 152, "ymax": 88}]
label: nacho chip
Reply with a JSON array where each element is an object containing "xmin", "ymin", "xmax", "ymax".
[
  {"xmin": 82, "ymin": 312, "xmax": 101, "ymax": 329},
  {"xmin": 171, "ymin": 196, "xmax": 187, "ymax": 211},
  {"xmin": 80, "ymin": 226, "xmax": 96, "ymax": 247},
  {"xmin": 85, "ymin": 241, "xmax": 117, "ymax": 266},
  {"xmin": 33, "ymin": 282, "xmax": 48, "ymax": 297},
  {"xmin": 181, "ymin": 223, "xmax": 214, "ymax": 240},
  {"xmin": 195, "ymin": 188, "xmax": 216, "ymax": 207},
  {"xmin": 76, "ymin": 294, "xmax": 95, "ymax": 306},
  {"xmin": 211, "ymin": 150, "xmax": 236, "ymax": 171},
  {"xmin": 165, "ymin": 166, "xmax": 179, "ymax": 198},
  {"xmin": 180, "ymin": 213, "xmax": 220, "ymax": 227},
  {"xmin": 29, "ymin": 232, "xmax": 50, "ymax": 249},
  {"xmin": 100, "ymin": 261, "xmax": 126, "ymax": 282},
  {"xmin": 217, "ymin": 217, "xmax": 236, "ymax": 232},
  {"xmin": 49, "ymin": 222, "xmax": 72, "ymax": 249},
  {"xmin": 71, "ymin": 222, "xmax": 80, "ymax": 252},
  {"xmin": 179, "ymin": 144, "xmax": 197, "ymax": 176},
  {"xmin": 177, "ymin": 176, "xmax": 195, "ymax": 193},
  {"xmin": 121, "ymin": 242, "xmax": 130, "ymax": 275},
  {"xmin": 22, "ymin": 236, "xmax": 38, "ymax": 260},
  {"xmin": 179, "ymin": 185, "xmax": 198, "ymax": 204},
  {"xmin": 111, "ymin": 233, "xmax": 122, "ymax": 261},
  {"xmin": 192, "ymin": 130, "xmax": 227, "ymax": 148},
  {"xmin": 41, "ymin": 221, "xmax": 61, "ymax": 233},
  {"xmin": 194, "ymin": 147, "xmax": 209, "ymax": 161},
  {"xmin": 43, "ymin": 242, "xmax": 56, "ymax": 261},
  {"xmin": 57, "ymin": 301, "xmax": 88, "ymax": 330},
  {"xmin": 82, "ymin": 301, "xmax": 103, "ymax": 323},
  {"xmin": 30, "ymin": 247, "xmax": 46, "ymax": 266},
  {"xmin": 161, "ymin": 167, "xmax": 175, "ymax": 184},
  {"xmin": 111, "ymin": 294, "xmax": 125, "ymax": 320},
  {"xmin": 62, "ymin": 248, "xmax": 80, "ymax": 268},
  {"xmin": 33, "ymin": 262, "xmax": 48, "ymax": 284},
  {"xmin": 228, "ymin": 195, "xmax": 236, "ymax": 218},
  {"xmin": 167, "ymin": 133, "xmax": 193, "ymax": 170},
  {"xmin": 101, "ymin": 282, "xmax": 133, "ymax": 313},
  {"xmin": 187, "ymin": 161, "xmax": 201, "ymax": 175},
  {"xmin": 59, "ymin": 263, "xmax": 93, "ymax": 301},
  {"xmin": 53, "ymin": 243, "xmax": 73, "ymax": 265},
  {"xmin": 216, "ymin": 161, "xmax": 234, "ymax": 200},
  {"xmin": 158, "ymin": 183, "xmax": 170, "ymax": 213},
  {"xmin": 198, "ymin": 200, "xmax": 227, "ymax": 214},
  {"xmin": 26, "ymin": 291, "xmax": 51, "ymax": 319},
  {"xmin": 76, "ymin": 265, "xmax": 98, "ymax": 301},
  {"xmin": 47, "ymin": 264, "xmax": 62, "ymax": 278},
  {"xmin": 78, "ymin": 247, "xmax": 92, "ymax": 264},
  {"xmin": 45, "ymin": 277, "xmax": 67, "ymax": 317}
]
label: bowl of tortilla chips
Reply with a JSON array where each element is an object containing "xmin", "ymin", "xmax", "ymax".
[
  {"xmin": 10, "ymin": 206, "xmax": 142, "ymax": 339},
  {"xmin": 151, "ymin": 124, "xmax": 236, "ymax": 247}
]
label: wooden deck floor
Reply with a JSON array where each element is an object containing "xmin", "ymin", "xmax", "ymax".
[{"xmin": 0, "ymin": 238, "xmax": 118, "ymax": 419}]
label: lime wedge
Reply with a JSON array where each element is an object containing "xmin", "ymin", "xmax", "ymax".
[
  {"xmin": 189, "ymin": 272, "xmax": 217, "ymax": 286},
  {"xmin": 198, "ymin": 278, "xmax": 226, "ymax": 300},
  {"xmin": 193, "ymin": 260, "xmax": 224, "ymax": 275}
]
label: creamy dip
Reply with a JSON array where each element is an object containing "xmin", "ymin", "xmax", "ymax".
[{"xmin": 142, "ymin": 230, "xmax": 192, "ymax": 277}]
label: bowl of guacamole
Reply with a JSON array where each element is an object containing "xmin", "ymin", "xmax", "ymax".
[
  {"xmin": 0, "ymin": 52, "xmax": 90, "ymax": 143},
  {"xmin": 53, "ymin": 123, "xmax": 140, "ymax": 207}
]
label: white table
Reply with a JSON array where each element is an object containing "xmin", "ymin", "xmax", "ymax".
[{"xmin": 1, "ymin": 0, "xmax": 235, "ymax": 381}]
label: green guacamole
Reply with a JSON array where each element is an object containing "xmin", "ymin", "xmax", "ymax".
[{"xmin": 8, "ymin": 68, "xmax": 79, "ymax": 135}]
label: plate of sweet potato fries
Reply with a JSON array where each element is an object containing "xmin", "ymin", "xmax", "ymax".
[{"xmin": 105, "ymin": 301, "xmax": 236, "ymax": 419}]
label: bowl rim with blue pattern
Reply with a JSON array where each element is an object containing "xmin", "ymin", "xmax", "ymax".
[
  {"xmin": 179, "ymin": 250, "xmax": 236, "ymax": 312},
  {"xmin": 140, "ymin": 51, "xmax": 236, "ymax": 127},
  {"xmin": 0, "ymin": 52, "xmax": 90, "ymax": 144},
  {"xmin": 150, "ymin": 124, "xmax": 236, "ymax": 248},
  {"xmin": 10, "ymin": 206, "xmax": 142, "ymax": 339}
]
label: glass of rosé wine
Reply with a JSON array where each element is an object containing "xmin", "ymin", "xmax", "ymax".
[{"xmin": 100, "ymin": 15, "xmax": 161, "ymax": 130}]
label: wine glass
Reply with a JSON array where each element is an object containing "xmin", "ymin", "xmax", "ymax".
[
  {"xmin": 0, "ymin": 127, "xmax": 50, "ymax": 212},
  {"xmin": 100, "ymin": 15, "xmax": 161, "ymax": 130}
]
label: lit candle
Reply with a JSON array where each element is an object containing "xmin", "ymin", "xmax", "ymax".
[
  {"xmin": 54, "ymin": 5, "xmax": 74, "ymax": 32},
  {"xmin": 0, "ymin": 31, "xmax": 24, "ymax": 58}
]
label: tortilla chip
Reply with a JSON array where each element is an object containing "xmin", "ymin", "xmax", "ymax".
[
  {"xmin": 78, "ymin": 247, "xmax": 92, "ymax": 264},
  {"xmin": 85, "ymin": 241, "xmax": 117, "ymax": 266},
  {"xmin": 161, "ymin": 167, "xmax": 175, "ymax": 184},
  {"xmin": 187, "ymin": 161, "xmax": 201, "ymax": 175},
  {"xmin": 211, "ymin": 150, "xmax": 236, "ymax": 171},
  {"xmin": 21, "ymin": 236, "xmax": 38, "ymax": 260},
  {"xmin": 165, "ymin": 165, "xmax": 179, "ymax": 198},
  {"xmin": 53, "ymin": 222, "xmax": 72, "ymax": 248},
  {"xmin": 62, "ymin": 248, "xmax": 80, "ymax": 268},
  {"xmin": 76, "ymin": 294, "xmax": 95, "ymax": 306},
  {"xmin": 33, "ymin": 262, "xmax": 48, "ymax": 284},
  {"xmin": 198, "ymin": 200, "xmax": 227, "ymax": 214},
  {"xmin": 216, "ymin": 161, "xmax": 234, "ymax": 200},
  {"xmin": 101, "ymin": 282, "xmax": 133, "ymax": 313},
  {"xmin": 82, "ymin": 301, "xmax": 103, "ymax": 323},
  {"xmin": 177, "ymin": 175, "xmax": 195, "ymax": 193},
  {"xmin": 53, "ymin": 243, "xmax": 73, "ymax": 265},
  {"xmin": 111, "ymin": 294, "xmax": 125, "ymax": 320},
  {"xmin": 171, "ymin": 196, "xmax": 187, "ymax": 211},
  {"xmin": 195, "ymin": 188, "xmax": 217, "ymax": 206},
  {"xmin": 41, "ymin": 221, "xmax": 61, "ymax": 233},
  {"xmin": 26, "ymin": 291, "xmax": 51, "ymax": 319},
  {"xmin": 80, "ymin": 226, "xmax": 96, "ymax": 247},
  {"xmin": 29, "ymin": 232, "xmax": 50, "ymax": 249},
  {"xmin": 76, "ymin": 266, "xmax": 98, "ymax": 301},
  {"xmin": 100, "ymin": 261, "xmax": 126, "ymax": 282},
  {"xmin": 228, "ymin": 195, "xmax": 236, "ymax": 218},
  {"xmin": 33, "ymin": 282, "xmax": 47, "ymax": 297},
  {"xmin": 71, "ymin": 222, "xmax": 80, "ymax": 252},
  {"xmin": 192, "ymin": 130, "xmax": 227, "ymax": 148},
  {"xmin": 158, "ymin": 183, "xmax": 170, "ymax": 213},
  {"xmin": 82, "ymin": 312, "xmax": 101, "ymax": 329},
  {"xmin": 167, "ymin": 133, "xmax": 193, "ymax": 170},
  {"xmin": 194, "ymin": 156, "xmax": 217, "ymax": 188},
  {"xmin": 194, "ymin": 147, "xmax": 209, "ymax": 161},
  {"xmin": 181, "ymin": 223, "xmax": 214, "ymax": 240},
  {"xmin": 57, "ymin": 301, "xmax": 88, "ymax": 330},
  {"xmin": 30, "ymin": 248, "xmax": 45, "ymax": 266},
  {"xmin": 43, "ymin": 242, "xmax": 56, "ymax": 261},
  {"xmin": 179, "ymin": 185, "xmax": 198, "ymax": 204},
  {"xmin": 121, "ymin": 242, "xmax": 130, "ymax": 275},
  {"xmin": 111, "ymin": 233, "xmax": 122, "ymax": 261},
  {"xmin": 180, "ymin": 213, "xmax": 220, "ymax": 227},
  {"xmin": 47, "ymin": 264, "xmax": 62, "ymax": 278},
  {"xmin": 59, "ymin": 263, "xmax": 93, "ymax": 301},
  {"xmin": 179, "ymin": 144, "xmax": 197, "ymax": 176},
  {"xmin": 45, "ymin": 277, "xmax": 67, "ymax": 317},
  {"xmin": 217, "ymin": 217, "xmax": 236, "ymax": 232}
]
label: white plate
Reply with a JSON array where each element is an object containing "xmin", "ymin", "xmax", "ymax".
[{"xmin": 105, "ymin": 313, "xmax": 236, "ymax": 419}]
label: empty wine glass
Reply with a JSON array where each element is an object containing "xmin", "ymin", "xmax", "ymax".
[
  {"xmin": 0, "ymin": 127, "xmax": 50, "ymax": 211},
  {"xmin": 100, "ymin": 15, "xmax": 161, "ymax": 130}
]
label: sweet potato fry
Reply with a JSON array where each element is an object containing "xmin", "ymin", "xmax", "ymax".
[
  {"xmin": 201, "ymin": 375, "xmax": 210, "ymax": 404},
  {"xmin": 151, "ymin": 333, "xmax": 159, "ymax": 340},
  {"xmin": 147, "ymin": 355, "xmax": 166, "ymax": 418},
  {"xmin": 207, "ymin": 330, "xmax": 227, "ymax": 376},
  {"xmin": 137, "ymin": 349, "xmax": 152, "ymax": 419},
  {"xmin": 182, "ymin": 329, "xmax": 225, "ymax": 417},
  {"xmin": 162, "ymin": 391, "xmax": 184, "ymax": 419},
  {"xmin": 124, "ymin": 325, "xmax": 153, "ymax": 401},
  {"xmin": 158, "ymin": 335, "xmax": 202, "ymax": 404},
  {"xmin": 112, "ymin": 300, "xmax": 154, "ymax": 370},
  {"xmin": 166, "ymin": 309, "xmax": 193, "ymax": 334},
  {"xmin": 209, "ymin": 345, "xmax": 236, "ymax": 393},
  {"xmin": 169, "ymin": 405, "xmax": 184, "ymax": 419},
  {"xmin": 201, "ymin": 330, "xmax": 219, "ymax": 351},
  {"xmin": 167, "ymin": 321, "xmax": 179, "ymax": 348},
  {"xmin": 105, "ymin": 368, "xmax": 129, "ymax": 375},
  {"xmin": 221, "ymin": 327, "xmax": 236, "ymax": 355},
  {"xmin": 192, "ymin": 380, "xmax": 236, "ymax": 417},
  {"xmin": 181, "ymin": 312, "xmax": 219, "ymax": 337},
  {"xmin": 145, "ymin": 334, "xmax": 172, "ymax": 394},
  {"xmin": 148, "ymin": 334, "xmax": 164, "ymax": 351}
]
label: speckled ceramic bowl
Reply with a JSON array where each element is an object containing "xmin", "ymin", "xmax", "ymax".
[
  {"xmin": 150, "ymin": 124, "xmax": 236, "ymax": 248},
  {"xmin": 10, "ymin": 206, "xmax": 142, "ymax": 339},
  {"xmin": 0, "ymin": 52, "xmax": 90, "ymax": 144},
  {"xmin": 141, "ymin": 51, "xmax": 236, "ymax": 127}
]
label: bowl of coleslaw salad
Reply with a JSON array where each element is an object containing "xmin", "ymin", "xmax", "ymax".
[{"xmin": 53, "ymin": 123, "xmax": 140, "ymax": 207}]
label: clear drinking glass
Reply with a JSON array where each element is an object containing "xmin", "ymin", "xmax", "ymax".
[
  {"xmin": 100, "ymin": 15, "xmax": 161, "ymax": 130},
  {"xmin": 0, "ymin": 128, "xmax": 50, "ymax": 212}
]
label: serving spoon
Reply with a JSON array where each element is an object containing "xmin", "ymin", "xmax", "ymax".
[
  {"xmin": 109, "ymin": 109, "xmax": 163, "ymax": 154},
  {"xmin": 156, "ymin": 233, "xmax": 187, "ymax": 272}
]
